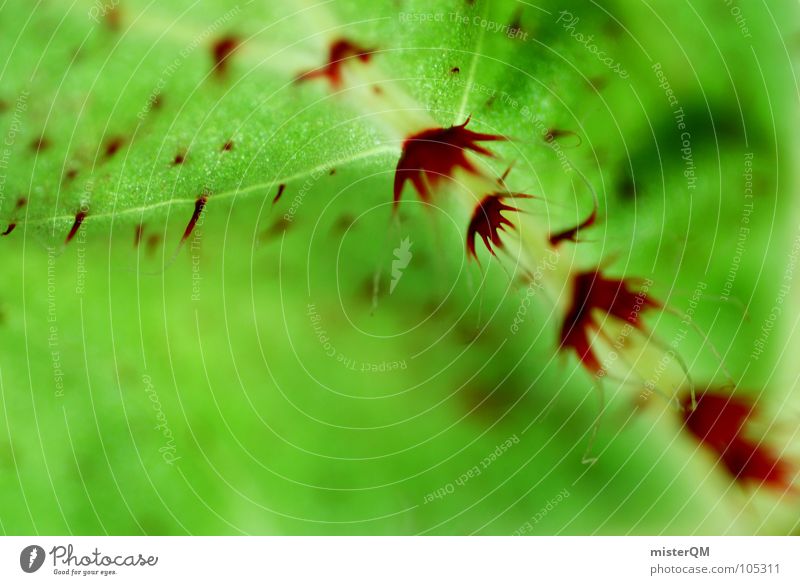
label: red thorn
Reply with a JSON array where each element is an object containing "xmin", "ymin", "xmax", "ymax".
[
  {"xmin": 498, "ymin": 162, "xmax": 514, "ymax": 186},
  {"xmin": 393, "ymin": 118, "xmax": 505, "ymax": 209},
  {"xmin": 295, "ymin": 38, "xmax": 374, "ymax": 89},
  {"xmin": 3, "ymin": 199, "xmax": 27, "ymax": 236},
  {"xmin": 544, "ymin": 128, "xmax": 582, "ymax": 147},
  {"xmin": 180, "ymin": 194, "xmax": 207, "ymax": 244},
  {"xmin": 272, "ymin": 183, "xmax": 286, "ymax": 205},
  {"xmin": 549, "ymin": 208, "xmax": 597, "ymax": 246},
  {"xmin": 65, "ymin": 210, "xmax": 87, "ymax": 244},
  {"xmin": 466, "ymin": 193, "xmax": 533, "ymax": 260},
  {"xmin": 682, "ymin": 391, "xmax": 796, "ymax": 491},
  {"xmin": 560, "ymin": 270, "xmax": 658, "ymax": 373}
]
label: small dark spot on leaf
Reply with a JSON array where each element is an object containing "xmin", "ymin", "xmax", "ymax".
[
  {"xmin": 618, "ymin": 172, "xmax": 636, "ymax": 200},
  {"xmin": 507, "ymin": 8, "xmax": 526, "ymax": 39},
  {"xmin": 460, "ymin": 381, "xmax": 518, "ymax": 420},
  {"xmin": 105, "ymin": 5, "xmax": 122, "ymax": 30},
  {"xmin": 5, "ymin": 196, "xmax": 27, "ymax": 234},
  {"xmin": 602, "ymin": 18, "xmax": 625, "ymax": 40},
  {"xmin": 64, "ymin": 168, "xmax": 79, "ymax": 182},
  {"xmin": 272, "ymin": 183, "xmax": 286, "ymax": 204},
  {"xmin": 262, "ymin": 217, "xmax": 292, "ymax": 240},
  {"xmin": 222, "ymin": 140, "xmax": 234, "ymax": 151},
  {"xmin": 65, "ymin": 210, "xmax": 88, "ymax": 244},
  {"xmin": 104, "ymin": 136, "xmax": 125, "ymax": 159},
  {"xmin": 172, "ymin": 152, "xmax": 186, "ymax": 165},
  {"xmin": 146, "ymin": 233, "xmax": 161, "ymax": 256},
  {"xmin": 3, "ymin": 199, "xmax": 24, "ymax": 234},
  {"xmin": 0, "ymin": 99, "xmax": 8, "ymax": 113},
  {"xmin": 150, "ymin": 93, "xmax": 163, "ymax": 110},
  {"xmin": 331, "ymin": 214, "xmax": 354, "ymax": 233},
  {"xmin": 30, "ymin": 135, "xmax": 51, "ymax": 152},
  {"xmin": 180, "ymin": 193, "xmax": 208, "ymax": 244},
  {"xmin": 328, "ymin": 168, "xmax": 336, "ymax": 175},
  {"xmin": 450, "ymin": 67, "xmax": 460, "ymax": 74},
  {"xmin": 588, "ymin": 76, "xmax": 607, "ymax": 92},
  {"xmin": 211, "ymin": 35, "xmax": 240, "ymax": 77}
]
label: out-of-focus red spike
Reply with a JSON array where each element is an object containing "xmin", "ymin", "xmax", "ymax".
[
  {"xmin": 295, "ymin": 39, "xmax": 374, "ymax": 89},
  {"xmin": 681, "ymin": 391, "xmax": 796, "ymax": 491},
  {"xmin": 180, "ymin": 194, "xmax": 208, "ymax": 244},
  {"xmin": 3, "ymin": 197, "xmax": 27, "ymax": 236},
  {"xmin": 549, "ymin": 208, "xmax": 597, "ymax": 246},
  {"xmin": 544, "ymin": 128, "xmax": 581, "ymax": 147},
  {"xmin": 560, "ymin": 270, "xmax": 658, "ymax": 374},
  {"xmin": 65, "ymin": 210, "xmax": 87, "ymax": 244},
  {"xmin": 272, "ymin": 183, "xmax": 286, "ymax": 205}
]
